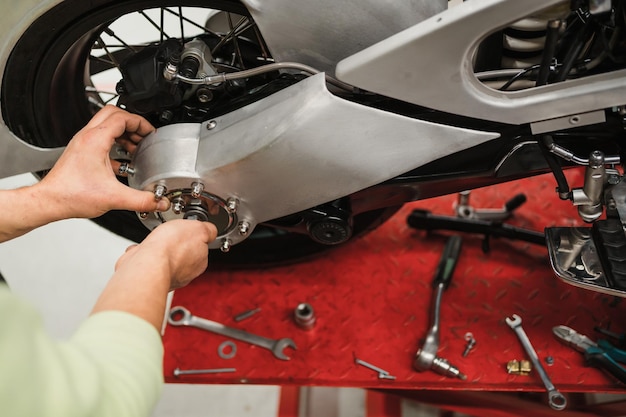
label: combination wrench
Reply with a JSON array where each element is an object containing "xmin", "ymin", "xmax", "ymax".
[
  {"xmin": 168, "ymin": 306, "xmax": 297, "ymax": 360},
  {"xmin": 505, "ymin": 314, "xmax": 567, "ymax": 411}
]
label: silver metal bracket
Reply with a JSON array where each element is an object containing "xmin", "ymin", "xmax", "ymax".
[{"xmin": 546, "ymin": 180, "xmax": 626, "ymax": 298}]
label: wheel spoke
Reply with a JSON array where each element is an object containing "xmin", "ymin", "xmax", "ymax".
[
  {"xmin": 162, "ymin": 7, "xmax": 219, "ymax": 36},
  {"xmin": 96, "ymin": 36, "xmax": 121, "ymax": 69},
  {"xmin": 252, "ymin": 25, "xmax": 270, "ymax": 61},
  {"xmin": 211, "ymin": 15, "xmax": 248, "ymax": 56},
  {"xmin": 178, "ymin": 6, "xmax": 184, "ymax": 41},
  {"xmin": 102, "ymin": 27, "xmax": 139, "ymax": 53},
  {"xmin": 227, "ymin": 13, "xmax": 245, "ymax": 69},
  {"xmin": 137, "ymin": 10, "xmax": 171, "ymax": 40}
]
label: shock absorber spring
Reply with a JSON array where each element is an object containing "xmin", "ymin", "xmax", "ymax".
[{"xmin": 501, "ymin": 4, "xmax": 570, "ymax": 69}]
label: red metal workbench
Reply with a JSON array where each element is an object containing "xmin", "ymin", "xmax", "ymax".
[{"xmin": 163, "ymin": 170, "xmax": 625, "ymax": 395}]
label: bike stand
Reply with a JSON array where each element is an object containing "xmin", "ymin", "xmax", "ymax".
[{"xmin": 406, "ymin": 191, "xmax": 545, "ymax": 254}]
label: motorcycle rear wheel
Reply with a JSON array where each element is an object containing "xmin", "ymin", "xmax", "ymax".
[{"xmin": 1, "ymin": 0, "xmax": 400, "ymax": 267}]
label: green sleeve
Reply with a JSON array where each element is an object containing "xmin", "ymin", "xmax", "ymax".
[{"xmin": 0, "ymin": 285, "xmax": 164, "ymax": 417}]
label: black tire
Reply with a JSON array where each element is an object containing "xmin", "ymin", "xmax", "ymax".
[{"xmin": 2, "ymin": 0, "xmax": 400, "ymax": 267}]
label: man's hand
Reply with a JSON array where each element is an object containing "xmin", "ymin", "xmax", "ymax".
[
  {"xmin": 92, "ymin": 219, "xmax": 218, "ymax": 330},
  {"xmin": 0, "ymin": 106, "xmax": 172, "ymax": 242},
  {"xmin": 114, "ymin": 220, "xmax": 218, "ymax": 291},
  {"xmin": 35, "ymin": 105, "xmax": 170, "ymax": 221}
]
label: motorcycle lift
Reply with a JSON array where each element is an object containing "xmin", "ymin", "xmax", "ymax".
[{"xmin": 162, "ymin": 170, "xmax": 625, "ymax": 416}]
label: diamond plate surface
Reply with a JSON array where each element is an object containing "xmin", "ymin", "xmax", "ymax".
[{"xmin": 164, "ymin": 170, "xmax": 625, "ymax": 391}]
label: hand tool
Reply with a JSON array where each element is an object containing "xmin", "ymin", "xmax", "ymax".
[
  {"xmin": 414, "ymin": 235, "xmax": 466, "ymax": 380},
  {"xmin": 506, "ymin": 314, "xmax": 567, "ymax": 410},
  {"xmin": 168, "ymin": 306, "xmax": 297, "ymax": 360},
  {"xmin": 594, "ymin": 326, "xmax": 626, "ymax": 349},
  {"xmin": 553, "ymin": 325, "xmax": 626, "ymax": 384},
  {"xmin": 354, "ymin": 358, "xmax": 396, "ymax": 380},
  {"xmin": 293, "ymin": 302, "xmax": 316, "ymax": 330}
]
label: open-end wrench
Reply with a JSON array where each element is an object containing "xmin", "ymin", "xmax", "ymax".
[
  {"xmin": 168, "ymin": 306, "xmax": 297, "ymax": 360},
  {"xmin": 505, "ymin": 314, "xmax": 567, "ymax": 411}
]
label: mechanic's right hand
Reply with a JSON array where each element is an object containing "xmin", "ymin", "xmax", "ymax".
[{"xmin": 115, "ymin": 219, "xmax": 217, "ymax": 290}]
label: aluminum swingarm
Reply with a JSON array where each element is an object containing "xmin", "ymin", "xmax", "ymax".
[{"xmin": 128, "ymin": 73, "xmax": 499, "ymax": 251}]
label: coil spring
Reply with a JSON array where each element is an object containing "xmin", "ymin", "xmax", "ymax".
[{"xmin": 501, "ymin": 4, "xmax": 570, "ymax": 69}]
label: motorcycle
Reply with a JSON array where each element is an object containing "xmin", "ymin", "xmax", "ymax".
[{"xmin": 1, "ymin": 0, "xmax": 625, "ymax": 297}]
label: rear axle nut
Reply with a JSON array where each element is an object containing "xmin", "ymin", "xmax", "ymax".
[{"xmin": 294, "ymin": 303, "xmax": 316, "ymax": 330}]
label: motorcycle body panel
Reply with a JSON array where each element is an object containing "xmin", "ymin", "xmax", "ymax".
[
  {"xmin": 336, "ymin": 0, "xmax": 626, "ymax": 125},
  {"xmin": 241, "ymin": 0, "xmax": 446, "ymax": 76}
]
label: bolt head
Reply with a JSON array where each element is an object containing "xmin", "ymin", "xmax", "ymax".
[
  {"xmin": 226, "ymin": 198, "xmax": 238, "ymax": 213},
  {"xmin": 172, "ymin": 200, "xmax": 185, "ymax": 215},
  {"xmin": 191, "ymin": 182, "xmax": 204, "ymax": 198},
  {"xmin": 139, "ymin": 212, "xmax": 149, "ymax": 219},
  {"xmin": 154, "ymin": 185, "xmax": 167, "ymax": 199},
  {"xmin": 238, "ymin": 221, "xmax": 250, "ymax": 236},
  {"xmin": 206, "ymin": 120, "xmax": 217, "ymax": 130},
  {"xmin": 220, "ymin": 239, "xmax": 231, "ymax": 253}
]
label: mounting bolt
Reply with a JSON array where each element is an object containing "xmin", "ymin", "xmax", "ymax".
[
  {"xmin": 226, "ymin": 198, "xmax": 238, "ymax": 213},
  {"xmin": 196, "ymin": 88, "xmax": 213, "ymax": 103},
  {"xmin": 154, "ymin": 185, "xmax": 167, "ymax": 200},
  {"xmin": 206, "ymin": 120, "xmax": 217, "ymax": 130},
  {"xmin": 238, "ymin": 221, "xmax": 250, "ymax": 236},
  {"xmin": 220, "ymin": 239, "xmax": 231, "ymax": 253},
  {"xmin": 172, "ymin": 199, "xmax": 185, "ymax": 215},
  {"xmin": 191, "ymin": 182, "xmax": 204, "ymax": 198},
  {"xmin": 139, "ymin": 212, "xmax": 149, "ymax": 219}
]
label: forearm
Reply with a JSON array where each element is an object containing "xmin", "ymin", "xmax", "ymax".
[
  {"xmin": 0, "ymin": 183, "xmax": 65, "ymax": 242},
  {"xmin": 91, "ymin": 251, "xmax": 172, "ymax": 331}
]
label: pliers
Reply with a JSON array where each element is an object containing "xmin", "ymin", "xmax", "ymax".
[{"xmin": 553, "ymin": 325, "xmax": 626, "ymax": 384}]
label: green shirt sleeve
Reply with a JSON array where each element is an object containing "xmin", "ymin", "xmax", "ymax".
[{"xmin": 0, "ymin": 284, "xmax": 164, "ymax": 417}]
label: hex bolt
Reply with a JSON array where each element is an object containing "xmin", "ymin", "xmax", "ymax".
[
  {"xmin": 206, "ymin": 120, "xmax": 217, "ymax": 130},
  {"xmin": 238, "ymin": 221, "xmax": 250, "ymax": 236},
  {"xmin": 139, "ymin": 212, "xmax": 149, "ymax": 219},
  {"xmin": 220, "ymin": 239, "xmax": 231, "ymax": 253},
  {"xmin": 226, "ymin": 198, "xmax": 238, "ymax": 213},
  {"xmin": 172, "ymin": 199, "xmax": 185, "ymax": 215},
  {"xmin": 154, "ymin": 185, "xmax": 167, "ymax": 200},
  {"xmin": 191, "ymin": 182, "xmax": 204, "ymax": 198}
]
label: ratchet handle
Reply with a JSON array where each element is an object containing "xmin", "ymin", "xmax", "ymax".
[{"xmin": 432, "ymin": 235, "xmax": 462, "ymax": 289}]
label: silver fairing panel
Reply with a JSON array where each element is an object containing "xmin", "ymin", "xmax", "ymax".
[
  {"xmin": 241, "ymin": 0, "xmax": 446, "ymax": 76},
  {"xmin": 335, "ymin": 0, "xmax": 626, "ymax": 125},
  {"xmin": 129, "ymin": 73, "xmax": 499, "ymax": 249}
]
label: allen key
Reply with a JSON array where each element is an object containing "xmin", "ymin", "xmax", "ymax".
[{"xmin": 355, "ymin": 358, "xmax": 396, "ymax": 380}]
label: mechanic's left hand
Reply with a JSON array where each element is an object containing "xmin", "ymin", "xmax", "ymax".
[{"xmin": 35, "ymin": 105, "xmax": 170, "ymax": 220}]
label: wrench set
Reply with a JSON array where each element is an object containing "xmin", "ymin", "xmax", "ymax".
[{"xmin": 166, "ymin": 233, "xmax": 625, "ymax": 411}]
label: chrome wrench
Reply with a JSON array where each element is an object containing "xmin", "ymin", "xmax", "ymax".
[
  {"xmin": 168, "ymin": 306, "xmax": 296, "ymax": 360},
  {"xmin": 505, "ymin": 314, "xmax": 567, "ymax": 411}
]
